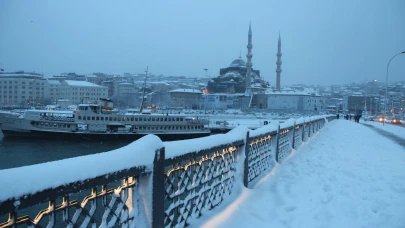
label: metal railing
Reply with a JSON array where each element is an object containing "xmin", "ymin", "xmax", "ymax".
[{"xmin": 0, "ymin": 115, "xmax": 336, "ymax": 228}]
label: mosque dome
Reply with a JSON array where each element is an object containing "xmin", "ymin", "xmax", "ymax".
[{"xmin": 229, "ymin": 58, "xmax": 246, "ymax": 67}]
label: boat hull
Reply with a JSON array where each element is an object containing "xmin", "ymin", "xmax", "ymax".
[{"xmin": 0, "ymin": 129, "xmax": 211, "ymax": 142}]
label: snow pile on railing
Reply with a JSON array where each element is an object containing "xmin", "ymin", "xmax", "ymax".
[{"xmin": 0, "ymin": 134, "xmax": 163, "ymax": 202}]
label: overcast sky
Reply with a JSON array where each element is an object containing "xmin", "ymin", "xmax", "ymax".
[{"xmin": 0, "ymin": 0, "xmax": 404, "ymax": 86}]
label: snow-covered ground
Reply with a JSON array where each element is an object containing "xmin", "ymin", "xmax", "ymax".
[{"xmin": 193, "ymin": 119, "xmax": 405, "ymax": 228}]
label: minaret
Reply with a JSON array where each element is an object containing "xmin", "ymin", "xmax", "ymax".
[
  {"xmin": 276, "ymin": 33, "xmax": 282, "ymax": 91},
  {"xmin": 245, "ymin": 22, "xmax": 253, "ymax": 95}
]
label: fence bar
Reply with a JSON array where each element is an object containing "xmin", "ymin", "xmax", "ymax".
[{"xmin": 152, "ymin": 147, "xmax": 165, "ymax": 228}]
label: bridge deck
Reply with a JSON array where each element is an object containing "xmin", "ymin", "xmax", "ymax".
[{"xmin": 195, "ymin": 119, "xmax": 405, "ymax": 228}]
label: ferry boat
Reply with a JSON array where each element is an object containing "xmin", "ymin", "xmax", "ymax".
[{"xmin": 0, "ymin": 98, "xmax": 210, "ymax": 141}]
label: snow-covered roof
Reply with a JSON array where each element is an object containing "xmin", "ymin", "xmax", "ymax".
[
  {"xmin": 265, "ymin": 91, "xmax": 311, "ymax": 96},
  {"xmin": 64, "ymin": 80, "xmax": 104, "ymax": 87},
  {"xmin": 169, "ymin": 89, "xmax": 202, "ymax": 94},
  {"xmin": 202, "ymin": 93, "xmax": 245, "ymax": 96}
]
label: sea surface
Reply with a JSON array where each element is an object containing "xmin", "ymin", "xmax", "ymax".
[{"xmin": 0, "ymin": 131, "xmax": 134, "ymax": 170}]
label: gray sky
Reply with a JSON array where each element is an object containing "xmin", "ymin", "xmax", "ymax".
[{"xmin": 0, "ymin": 0, "xmax": 404, "ymax": 86}]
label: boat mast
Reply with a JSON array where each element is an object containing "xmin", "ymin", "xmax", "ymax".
[{"xmin": 139, "ymin": 66, "xmax": 148, "ymax": 113}]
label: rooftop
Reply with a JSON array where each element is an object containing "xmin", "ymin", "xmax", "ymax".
[{"xmin": 64, "ymin": 80, "xmax": 104, "ymax": 87}]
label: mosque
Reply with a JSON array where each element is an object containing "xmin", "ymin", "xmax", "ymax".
[
  {"xmin": 206, "ymin": 57, "xmax": 269, "ymax": 94},
  {"xmin": 206, "ymin": 23, "xmax": 280, "ymax": 95},
  {"xmin": 203, "ymin": 23, "xmax": 282, "ymax": 110}
]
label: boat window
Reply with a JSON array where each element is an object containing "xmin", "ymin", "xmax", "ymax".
[
  {"xmin": 164, "ymin": 118, "xmax": 167, "ymax": 121},
  {"xmin": 131, "ymin": 117, "xmax": 134, "ymax": 121},
  {"xmin": 118, "ymin": 117, "xmax": 121, "ymax": 121},
  {"xmin": 101, "ymin": 117, "xmax": 104, "ymax": 121},
  {"xmin": 78, "ymin": 116, "xmax": 81, "ymax": 120},
  {"xmin": 113, "ymin": 117, "xmax": 117, "ymax": 121},
  {"xmin": 87, "ymin": 116, "xmax": 90, "ymax": 120},
  {"xmin": 67, "ymin": 124, "xmax": 70, "ymax": 128},
  {"xmin": 63, "ymin": 124, "xmax": 66, "ymax": 128},
  {"xmin": 96, "ymin": 117, "xmax": 99, "ymax": 120},
  {"xmin": 180, "ymin": 118, "xmax": 183, "ymax": 121},
  {"xmin": 92, "ymin": 117, "xmax": 95, "ymax": 120}
]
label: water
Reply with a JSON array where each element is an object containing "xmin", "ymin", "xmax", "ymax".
[{"xmin": 0, "ymin": 131, "xmax": 133, "ymax": 170}]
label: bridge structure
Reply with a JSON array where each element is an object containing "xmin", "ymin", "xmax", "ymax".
[{"xmin": 0, "ymin": 115, "xmax": 335, "ymax": 228}]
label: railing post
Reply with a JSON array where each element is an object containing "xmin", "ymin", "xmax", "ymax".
[
  {"xmin": 243, "ymin": 131, "xmax": 250, "ymax": 188},
  {"xmin": 313, "ymin": 121, "xmax": 316, "ymax": 134},
  {"xmin": 302, "ymin": 121, "xmax": 305, "ymax": 142},
  {"xmin": 291, "ymin": 121, "xmax": 296, "ymax": 149},
  {"xmin": 152, "ymin": 147, "xmax": 165, "ymax": 228},
  {"xmin": 275, "ymin": 124, "xmax": 281, "ymax": 162}
]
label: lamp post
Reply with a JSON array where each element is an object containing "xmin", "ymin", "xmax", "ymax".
[{"xmin": 383, "ymin": 51, "xmax": 405, "ymax": 126}]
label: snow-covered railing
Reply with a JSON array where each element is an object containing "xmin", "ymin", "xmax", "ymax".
[{"xmin": 0, "ymin": 115, "xmax": 336, "ymax": 228}]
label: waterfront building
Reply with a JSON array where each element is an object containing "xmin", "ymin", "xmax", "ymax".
[
  {"xmin": 266, "ymin": 91, "xmax": 325, "ymax": 114},
  {"xmin": 202, "ymin": 93, "xmax": 244, "ymax": 110},
  {"xmin": 47, "ymin": 80, "xmax": 62, "ymax": 104},
  {"xmin": 169, "ymin": 89, "xmax": 202, "ymax": 110},
  {"xmin": 0, "ymin": 71, "xmax": 48, "ymax": 106},
  {"xmin": 59, "ymin": 80, "xmax": 108, "ymax": 104}
]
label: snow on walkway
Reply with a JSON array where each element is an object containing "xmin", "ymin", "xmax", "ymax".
[{"xmin": 195, "ymin": 119, "xmax": 405, "ymax": 228}]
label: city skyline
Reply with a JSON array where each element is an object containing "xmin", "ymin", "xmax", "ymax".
[{"xmin": 0, "ymin": 0, "xmax": 404, "ymax": 86}]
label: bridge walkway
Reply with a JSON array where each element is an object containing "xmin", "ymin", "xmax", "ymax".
[{"xmin": 195, "ymin": 119, "xmax": 405, "ymax": 228}]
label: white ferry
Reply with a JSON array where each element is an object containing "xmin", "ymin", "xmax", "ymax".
[{"xmin": 0, "ymin": 98, "xmax": 210, "ymax": 141}]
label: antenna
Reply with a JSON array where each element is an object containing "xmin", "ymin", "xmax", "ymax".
[
  {"xmin": 239, "ymin": 51, "xmax": 241, "ymax": 58},
  {"xmin": 139, "ymin": 66, "xmax": 148, "ymax": 113}
]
